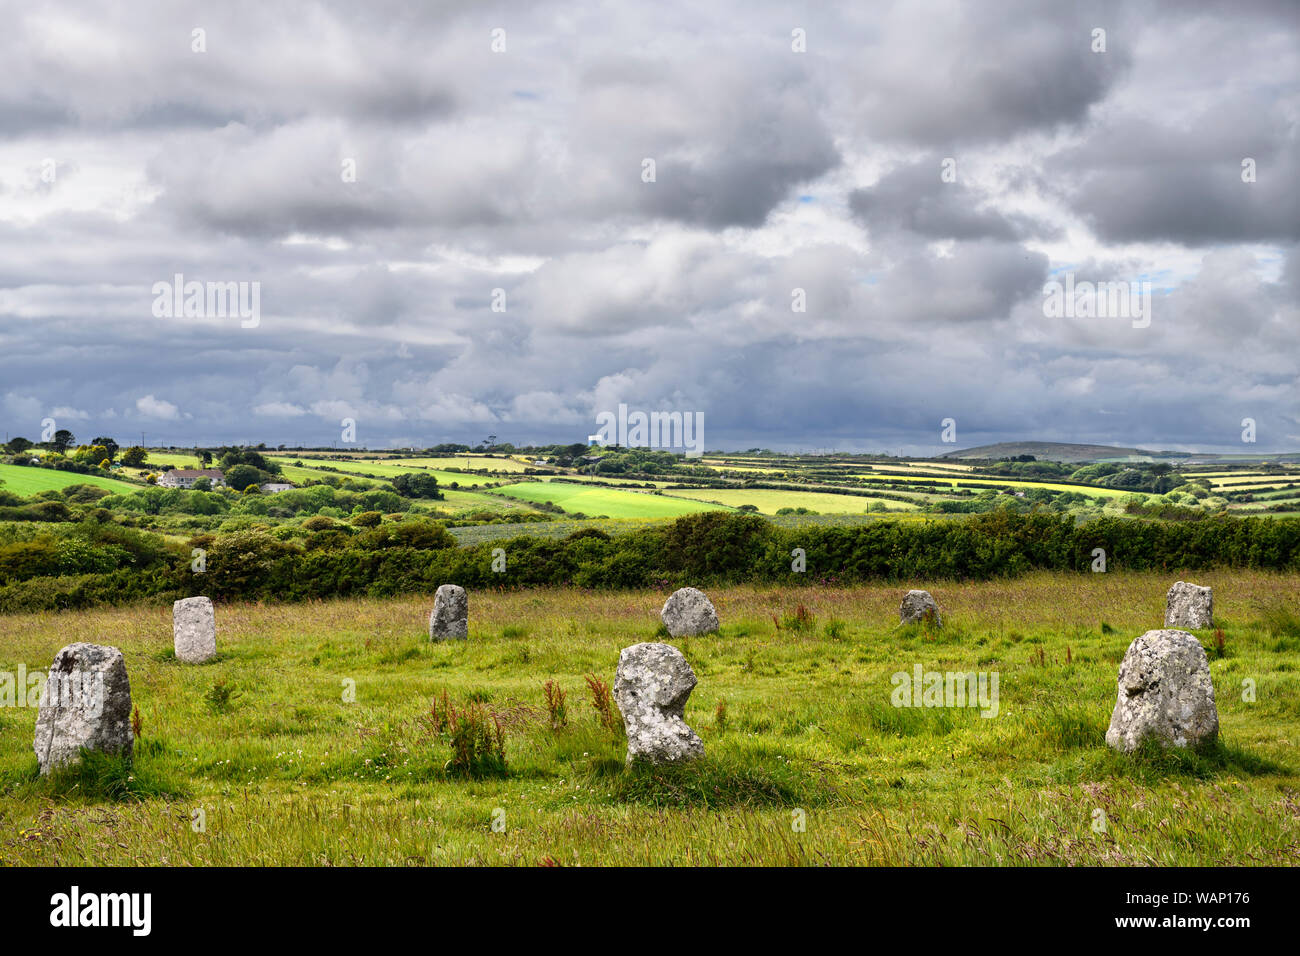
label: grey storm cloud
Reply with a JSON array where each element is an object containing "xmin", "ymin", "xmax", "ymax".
[
  {"xmin": 0, "ymin": 0, "xmax": 1296, "ymax": 453},
  {"xmin": 849, "ymin": 159, "xmax": 1056, "ymax": 242}
]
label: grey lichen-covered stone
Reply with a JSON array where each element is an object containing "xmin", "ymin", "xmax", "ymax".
[
  {"xmin": 614, "ymin": 642, "xmax": 704, "ymax": 766},
  {"xmin": 1164, "ymin": 581, "xmax": 1213, "ymax": 629},
  {"xmin": 1105, "ymin": 629, "xmax": 1219, "ymax": 753},
  {"xmin": 429, "ymin": 584, "xmax": 468, "ymax": 640},
  {"xmin": 33, "ymin": 643, "xmax": 134, "ymax": 775},
  {"xmin": 173, "ymin": 596, "xmax": 217, "ymax": 663},
  {"xmin": 899, "ymin": 590, "xmax": 941, "ymax": 627},
  {"xmin": 660, "ymin": 587, "xmax": 719, "ymax": 638}
]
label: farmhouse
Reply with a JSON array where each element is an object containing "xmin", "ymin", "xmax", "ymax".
[
  {"xmin": 158, "ymin": 469, "xmax": 226, "ymax": 489},
  {"xmin": 259, "ymin": 482, "xmax": 294, "ymax": 493}
]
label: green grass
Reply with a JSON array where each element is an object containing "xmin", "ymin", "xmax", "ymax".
[
  {"xmin": 492, "ymin": 482, "xmax": 730, "ymax": 518},
  {"xmin": 0, "ymin": 569, "xmax": 1296, "ymax": 866},
  {"xmin": 422, "ymin": 488, "xmax": 545, "ymax": 515},
  {"xmin": 264, "ymin": 458, "xmax": 511, "ymax": 489},
  {"xmin": 0, "ymin": 463, "xmax": 140, "ymax": 496}
]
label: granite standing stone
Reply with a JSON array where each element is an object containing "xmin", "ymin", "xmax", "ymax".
[
  {"xmin": 1105, "ymin": 629, "xmax": 1219, "ymax": 752},
  {"xmin": 430, "ymin": 584, "xmax": 469, "ymax": 640},
  {"xmin": 614, "ymin": 642, "xmax": 704, "ymax": 766},
  {"xmin": 899, "ymin": 589, "xmax": 942, "ymax": 627},
  {"xmin": 660, "ymin": 587, "xmax": 719, "ymax": 637},
  {"xmin": 173, "ymin": 596, "xmax": 217, "ymax": 663},
  {"xmin": 1164, "ymin": 581, "xmax": 1213, "ymax": 629},
  {"xmin": 33, "ymin": 643, "xmax": 134, "ymax": 774}
]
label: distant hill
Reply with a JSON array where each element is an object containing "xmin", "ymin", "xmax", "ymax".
[{"xmin": 943, "ymin": 441, "xmax": 1164, "ymax": 462}]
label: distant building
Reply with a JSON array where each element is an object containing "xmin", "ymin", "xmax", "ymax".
[
  {"xmin": 260, "ymin": 482, "xmax": 294, "ymax": 494},
  {"xmin": 158, "ymin": 468, "xmax": 226, "ymax": 489},
  {"xmin": 587, "ymin": 434, "xmax": 603, "ymax": 446}
]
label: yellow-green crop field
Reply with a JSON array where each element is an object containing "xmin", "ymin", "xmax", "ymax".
[
  {"xmin": 662, "ymin": 488, "xmax": 919, "ymax": 514},
  {"xmin": 492, "ymin": 482, "xmax": 728, "ymax": 518}
]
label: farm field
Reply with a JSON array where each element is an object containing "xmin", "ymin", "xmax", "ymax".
[
  {"xmin": 266, "ymin": 458, "xmax": 507, "ymax": 488},
  {"xmin": 421, "ymin": 489, "xmax": 540, "ymax": 515},
  {"xmin": 491, "ymin": 481, "xmax": 731, "ymax": 518},
  {"xmin": 850, "ymin": 474, "xmax": 1128, "ymax": 497},
  {"xmin": 1, "ymin": 570, "xmax": 1296, "ymax": 866},
  {"xmin": 0, "ymin": 463, "xmax": 140, "ymax": 496},
  {"xmin": 377, "ymin": 456, "xmax": 534, "ymax": 473},
  {"xmin": 662, "ymin": 487, "xmax": 920, "ymax": 514}
]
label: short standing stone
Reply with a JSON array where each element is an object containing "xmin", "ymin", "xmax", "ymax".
[
  {"xmin": 1105, "ymin": 629, "xmax": 1219, "ymax": 753},
  {"xmin": 33, "ymin": 643, "xmax": 134, "ymax": 775},
  {"xmin": 614, "ymin": 642, "xmax": 704, "ymax": 766},
  {"xmin": 429, "ymin": 584, "xmax": 468, "ymax": 640},
  {"xmin": 1164, "ymin": 581, "xmax": 1213, "ymax": 629},
  {"xmin": 660, "ymin": 587, "xmax": 719, "ymax": 637},
  {"xmin": 173, "ymin": 596, "xmax": 217, "ymax": 663},
  {"xmin": 899, "ymin": 590, "xmax": 941, "ymax": 627}
]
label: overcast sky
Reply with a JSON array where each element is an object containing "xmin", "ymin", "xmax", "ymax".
[{"xmin": 1, "ymin": 0, "xmax": 1296, "ymax": 455}]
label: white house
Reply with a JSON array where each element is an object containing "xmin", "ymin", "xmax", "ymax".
[
  {"xmin": 158, "ymin": 468, "xmax": 226, "ymax": 489},
  {"xmin": 260, "ymin": 482, "xmax": 294, "ymax": 493}
]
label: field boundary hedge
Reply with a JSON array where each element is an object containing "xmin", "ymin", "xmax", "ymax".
[{"xmin": 1, "ymin": 512, "xmax": 1297, "ymax": 612}]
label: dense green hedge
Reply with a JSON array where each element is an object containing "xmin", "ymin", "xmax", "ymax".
[{"xmin": 0, "ymin": 512, "xmax": 1297, "ymax": 612}]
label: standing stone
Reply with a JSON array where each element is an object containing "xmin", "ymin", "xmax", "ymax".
[
  {"xmin": 429, "ymin": 584, "xmax": 468, "ymax": 640},
  {"xmin": 1105, "ymin": 629, "xmax": 1219, "ymax": 753},
  {"xmin": 660, "ymin": 587, "xmax": 719, "ymax": 637},
  {"xmin": 899, "ymin": 590, "xmax": 941, "ymax": 627},
  {"xmin": 33, "ymin": 643, "xmax": 134, "ymax": 775},
  {"xmin": 173, "ymin": 596, "xmax": 217, "ymax": 663},
  {"xmin": 614, "ymin": 642, "xmax": 704, "ymax": 766},
  {"xmin": 1164, "ymin": 581, "xmax": 1213, "ymax": 629}
]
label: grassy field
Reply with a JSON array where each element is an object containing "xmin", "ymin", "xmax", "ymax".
[
  {"xmin": 423, "ymin": 488, "xmax": 545, "ymax": 515},
  {"xmin": 0, "ymin": 570, "xmax": 1296, "ymax": 866},
  {"xmin": 0, "ymin": 463, "xmax": 140, "ymax": 496},
  {"xmin": 492, "ymin": 482, "xmax": 729, "ymax": 518},
  {"xmin": 347, "ymin": 455, "xmax": 535, "ymax": 473},
  {"xmin": 662, "ymin": 487, "xmax": 920, "ymax": 514},
  {"xmin": 849, "ymin": 474, "xmax": 1131, "ymax": 498},
  {"xmin": 265, "ymin": 458, "xmax": 510, "ymax": 489}
]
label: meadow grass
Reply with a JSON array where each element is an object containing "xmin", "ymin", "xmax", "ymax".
[
  {"xmin": 661, "ymin": 487, "xmax": 919, "ymax": 513},
  {"xmin": 491, "ymin": 482, "xmax": 728, "ymax": 518},
  {"xmin": 0, "ymin": 570, "xmax": 1296, "ymax": 866},
  {"xmin": 0, "ymin": 463, "xmax": 140, "ymax": 496}
]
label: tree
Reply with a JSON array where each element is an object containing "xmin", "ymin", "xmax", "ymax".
[
  {"xmin": 224, "ymin": 464, "xmax": 262, "ymax": 492},
  {"xmin": 199, "ymin": 450, "xmax": 213, "ymax": 467},
  {"xmin": 121, "ymin": 446, "xmax": 148, "ymax": 468},
  {"xmin": 6, "ymin": 437, "xmax": 33, "ymax": 453},
  {"xmin": 52, "ymin": 429, "xmax": 75, "ymax": 453},
  {"xmin": 192, "ymin": 477, "xmax": 212, "ymax": 492},
  {"xmin": 389, "ymin": 472, "xmax": 444, "ymax": 499},
  {"xmin": 91, "ymin": 437, "xmax": 119, "ymax": 461}
]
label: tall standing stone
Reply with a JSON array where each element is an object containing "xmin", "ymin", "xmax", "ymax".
[
  {"xmin": 1105, "ymin": 629, "xmax": 1219, "ymax": 753},
  {"xmin": 899, "ymin": 590, "xmax": 941, "ymax": 627},
  {"xmin": 614, "ymin": 642, "xmax": 704, "ymax": 766},
  {"xmin": 33, "ymin": 643, "xmax": 134, "ymax": 775},
  {"xmin": 173, "ymin": 596, "xmax": 217, "ymax": 663},
  {"xmin": 660, "ymin": 587, "xmax": 719, "ymax": 637},
  {"xmin": 1164, "ymin": 581, "xmax": 1213, "ymax": 629},
  {"xmin": 429, "ymin": 584, "xmax": 468, "ymax": 640}
]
